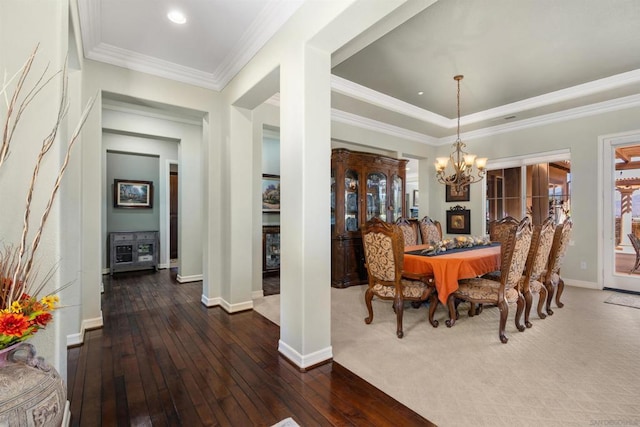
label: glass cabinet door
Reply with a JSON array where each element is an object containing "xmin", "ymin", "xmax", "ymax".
[
  {"xmin": 344, "ymin": 170, "xmax": 359, "ymax": 232},
  {"xmin": 366, "ymin": 172, "xmax": 387, "ymax": 222},
  {"xmin": 331, "ymin": 169, "xmax": 336, "ymax": 232},
  {"xmin": 391, "ymin": 175, "xmax": 403, "ymax": 221},
  {"xmin": 137, "ymin": 243, "xmax": 154, "ymax": 262}
]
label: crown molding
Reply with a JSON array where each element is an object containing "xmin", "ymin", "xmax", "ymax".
[
  {"xmin": 77, "ymin": 0, "xmax": 101, "ymax": 55},
  {"xmin": 102, "ymin": 99, "xmax": 204, "ymax": 127},
  {"xmin": 332, "ymin": 69, "xmax": 640, "ymax": 130},
  {"xmin": 331, "ymin": 109, "xmax": 437, "ymax": 144},
  {"xmin": 213, "ymin": 0, "xmax": 304, "ymax": 90},
  {"xmin": 87, "ymin": 43, "xmax": 220, "ymax": 90},
  {"xmin": 331, "ymin": 75, "xmax": 452, "ymax": 128},
  {"xmin": 463, "ymin": 69, "xmax": 640, "ymax": 125},
  {"xmin": 437, "ymin": 93, "xmax": 640, "ymax": 146},
  {"xmin": 264, "ymin": 90, "xmax": 640, "ymax": 147},
  {"xmin": 79, "ymin": 0, "xmax": 303, "ymax": 91}
]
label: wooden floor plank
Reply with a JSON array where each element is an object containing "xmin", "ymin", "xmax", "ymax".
[{"xmin": 67, "ymin": 269, "xmax": 435, "ymax": 426}]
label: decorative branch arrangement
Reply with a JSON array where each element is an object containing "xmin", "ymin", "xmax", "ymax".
[{"xmin": 0, "ymin": 44, "xmax": 96, "ymax": 312}]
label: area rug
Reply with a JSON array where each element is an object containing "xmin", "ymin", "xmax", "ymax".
[
  {"xmin": 604, "ymin": 292, "xmax": 640, "ymax": 309},
  {"xmin": 255, "ymin": 286, "xmax": 640, "ymax": 426}
]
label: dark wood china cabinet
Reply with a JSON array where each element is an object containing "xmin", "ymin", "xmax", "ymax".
[{"xmin": 331, "ymin": 148, "xmax": 407, "ymax": 287}]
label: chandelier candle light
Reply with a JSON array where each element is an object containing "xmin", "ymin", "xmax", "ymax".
[{"xmin": 435, "ymin": 75, "xmax": 488, "ymax": 193}]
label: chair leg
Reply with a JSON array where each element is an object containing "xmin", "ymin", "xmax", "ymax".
[
  {"xmin": 428, "ymin": 293, "xmax": 439, "ymax": 328},
  {"xmin": 445, "ymin": 295, "xmax": 457, "ymax": 327},
  {"xmin": 537, "ymin": 286, "xmax": 548, "ymax": 320},
  {"xmin": 545, "ymin": 280, "xmax": 555, "ymax": 316},
  {"xmin": 555, "ymin": 278, "xmax": 565, "ymax": 308},
  {"xmin": 394, "ymin": 296, "xmax": 404, "ymax": 338},
  {"xmin": 632, "ymin": 256, "xmax": 640, "ymax": 273},
  {"xmin": 498, "ymin": 299, "xmax": 509, "ymax": 344},
  {"xmin": 523, "ymin": 288, "xmax": 533, "ymax": 328},
  {"xmin": 515, "ymin": 294, "xmax": 525, "ymax": 332},
  {"xmin": 364, "ymin": 288, "xmax": 374, "ymax": 325}
]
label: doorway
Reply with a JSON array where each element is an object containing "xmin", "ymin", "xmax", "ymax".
[{"xmin": 603, "ymin": 134, "xmax": 640, "ymax": 292}]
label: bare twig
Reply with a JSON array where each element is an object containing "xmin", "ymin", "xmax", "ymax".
[{"xmin": 2, "ymin": 46, "xmax": 97, "ymax": 305}]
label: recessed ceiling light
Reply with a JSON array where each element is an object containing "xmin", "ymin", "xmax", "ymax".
[
  {"xmin": 167, "ymin": 10, "xmax": 187, "ymax": 24},
  {"xmin": 418, "ymin": 91, "xmax": 424, "ymax": 95}
]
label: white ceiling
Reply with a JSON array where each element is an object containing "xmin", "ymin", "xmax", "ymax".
[{"xmin": 78, "ymin": 0, "xmax": 640, "ymax": 143}]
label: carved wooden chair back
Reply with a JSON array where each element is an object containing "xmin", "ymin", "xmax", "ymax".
[
  {"xmin": 449, "ymin": 217, "xmax": 532, "ymax": 343},
  {"xmin": 499, "ymin": 217, "xmax": 533, "ymax": 294},
  {"xmin": 419, "ymin": 216, "xmax": 442, "ymax": 244},
  {"xmin": 627, "ymin": 233, "xmax": 640, "ymax": 273},
  {"xmin": 361, "ymin": 217, "xmax": 437, "ymax": 338},
  {"xmin": 545, "ymin": 218, "xmax": 573, "ymax": 280},
  {"xmin": 489, "ymin": 216, "xmax": 520, "ymax": 244},
  {"xmin": 395, "ymin": 217, "xmax": 419, "ymax": 247}
]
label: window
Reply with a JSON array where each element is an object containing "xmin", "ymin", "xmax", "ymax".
[{"xmin": 485, "ymin": 153, "xmax": 571, "ymax": 229}]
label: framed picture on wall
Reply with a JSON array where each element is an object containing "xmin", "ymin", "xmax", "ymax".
[
  {"xmin": 262, "ymin": 174, "xmax": 280, "ymax": 212},
  {"xmin": 446, "ymin": 205, "xmax": 470, "ymax": 234},
  {"xmin": 114, "ymin": 179, "xmax": 153, "ymax": 208},
  {"xmin": 445, "ymin": 182, "xmax": 470, "ymax": 202},
  {"xmin": 413, "ymin": 189, "xmax": 419, "ymax": 207}
]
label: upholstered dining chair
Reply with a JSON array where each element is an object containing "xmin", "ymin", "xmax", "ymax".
[
  {"xmin": 521, "ymin": 217, "xmax": 556, "ymax": 328},
  {"xmin": 361, "ymin": 217, "xmax": 439, "ymax": 338},
  {"xmin": 395, "ymin": 217, "xmax": 419, "ymax": 247},
  {"xmin": 489, "ymin": 216, "xmax": 520, "ymax": 243},
  {"xmin": 476, "ymin": 216, "xmax": 521, "ymax": 314},
  {"xmin": 445, "ymin": 217, "xmax": 533, "ymax": 343},
  {"xmin": 419, "ymin": 216, "xmax": 442, "ymax": 244},
  {"xmin": 627, "ymin": 233, "xmax": 640, "ymax": 273},
  {"xmin": 542, "ymin": 217, "xmax": 573, "ymax": 315}
]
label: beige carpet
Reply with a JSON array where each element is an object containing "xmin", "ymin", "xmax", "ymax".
[{"xmin": 254, "ymin": 285, "xmax": 640, "ymax": 427}]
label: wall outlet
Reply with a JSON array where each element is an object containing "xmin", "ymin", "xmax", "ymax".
[{"xmin": 580, "ymin": 261, "xmax": 587, "ymax": 270}]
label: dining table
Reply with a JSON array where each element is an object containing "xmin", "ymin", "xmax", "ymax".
[{"xmin": 403, "ymin": 243, "xmax": 501, "ymax": 306}]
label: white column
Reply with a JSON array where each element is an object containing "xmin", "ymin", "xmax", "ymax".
[{"xmin": 279, "ymin": 42, "xmax": 332, "ymax": 369}]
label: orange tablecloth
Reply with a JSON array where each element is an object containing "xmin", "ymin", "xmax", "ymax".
[{"xmin": 404, "ymin": 244, "xmax": 501, "ymax": 305}]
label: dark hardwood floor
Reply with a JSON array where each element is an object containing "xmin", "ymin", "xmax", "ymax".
[{"xmin": 67, "ymin": 269, "xmax": 434, "ymax": 426}]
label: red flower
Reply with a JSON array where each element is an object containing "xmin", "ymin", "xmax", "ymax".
[
  {"xmin": 0, "ymin": 312, "xmax": 30, "ymax": 337},
  {"xmin": 34, "ymin": 312, "xmax": 52, "ymax": 326}
]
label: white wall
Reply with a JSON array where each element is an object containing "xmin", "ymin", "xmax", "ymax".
[
  {"xmin": 80, "ymin": 59, "xmax": 221, "ymax": 355},
  {"xmin": 101, "ymin": 106, "xmax": 203, "ymax": 275},
  {"xmin": 0, "ymin": 0, "xmax": 77, "ymax": 376},
  {"xmin": 429, "ymin": 105, "xmax": 640, "ymax": 287},
  {"xmin": 102, "ymin": 128, "xmax": 180, "ymax": 271}
]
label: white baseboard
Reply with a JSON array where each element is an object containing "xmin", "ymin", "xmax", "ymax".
[
  {"xmin": 200, "ymin": 295, "xmax": 253, "ymax": 313},
  {"xmin": 66, "ymin": 314, "xmax": 104, "ymax": 347},
  {"xmin": 565, "ymin": 279, "xmax": 600, "ymax": 290},
  {"xmin": 102, "ymin": 267, "xmax": 110, "ymax": 275},
  {"xmin": 201, "ymin": 295, "xmax": 221, "ymax": 307},
  {"xmin": 278, "ymin": 340, "xmax": 333, "ymax": 370},
  {"xmin": 252, "ymin": 290, "xmax": 264, "ymax": 299},
  {"xmin": 157, "ymin": 263, "xmax": 169, "ymax": 269},
  {"xmin": 177, "ymin": 273, "xmax": 203, "ymax": 283},
  {"xmin": 219, "ymin": 299, "xmax": 253, "ymax": 313}
]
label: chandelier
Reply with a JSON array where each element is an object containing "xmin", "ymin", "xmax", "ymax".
[{"xmin": 435, "ymin": 75, "xmax": 487, "ymax": 193}]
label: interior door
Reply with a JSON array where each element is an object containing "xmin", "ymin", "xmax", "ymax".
[{"xmin": 603, "ymin": 136, "xmax": 640, "ymax": 292}]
